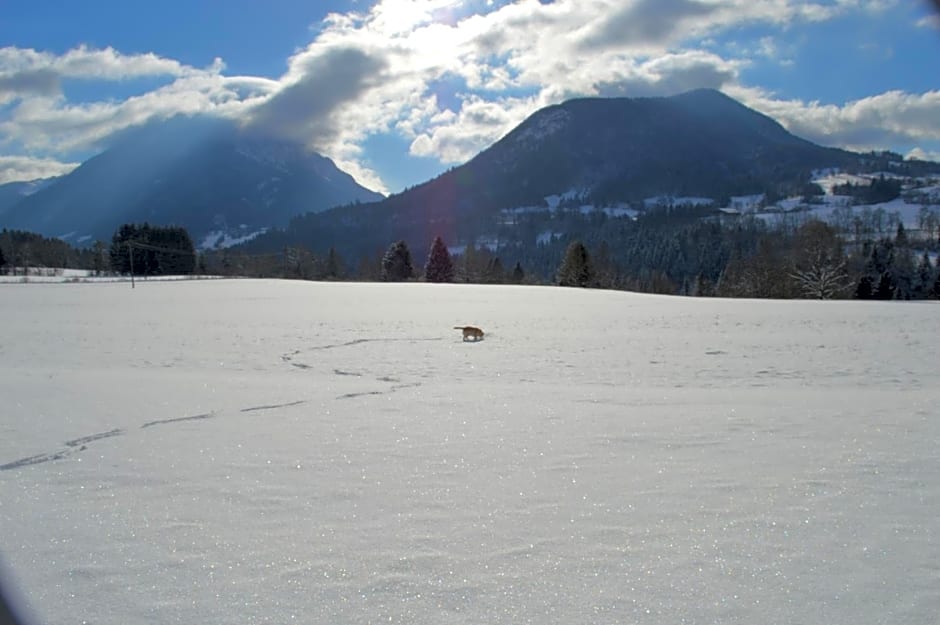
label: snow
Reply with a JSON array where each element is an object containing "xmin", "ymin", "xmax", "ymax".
[
  {"xmin": 727, "ymin": 194, "xmax": 765, "ymax": 212},
  {"xmin": 813, "ymin": 172, "xmax": 869, "ymax": 195},
  {"xmin": 601, "ymin": 205, "xmax": 639, "ymax": 218},
  {"xmin": 0, "ymin": 272, "xmax": 222, "ymax": 284},
  {"xmin": 853, "ymin": 197, "xmax": 928, "ymax": 227},
  {"xmin": 544, "ymin": 189, "xmax": 583, "ymax": 210},
  {"xmin": 644, "ymin": 196, "xmax": 713, "ymax": 209},
  {"xmin": 199, "ymin": 228, "xmax": 268, "ymax": 250},
  {"xmin": 536, "ymin": 230, "xmax": 561, "ymax": 244},
  {"xmin": 757, "ymin": 198, "xmax": 927, "ymax": 230},
  {"xmin": 514, "ymin": 109, "xmax": 570, "ymax": 145},
  {"xmin": 919, "ymin": 184, "xmax": 940, "ymax": 199},
  {"xmin": 1, "ymin": 281, "xmax": 939, "ymax": 625}
]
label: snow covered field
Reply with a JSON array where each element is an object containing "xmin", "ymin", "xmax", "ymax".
[{"xmin": 1, "ymin": 280, "xmax": 938, "ymax": 625}]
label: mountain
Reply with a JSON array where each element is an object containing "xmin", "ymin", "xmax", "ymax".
[
  {"xmin": 241, "ymin": 88, "xmax": 868, "ymax": 260},
  {"xmin": 0, "ymin": 116, "xmax": 383, "ymax": 246},
  {"xmin": 447, "ymin": 87, "xmax": 858, "ymax": 207},
  {"xmin": 0, "ymin": 177, "xmax": 59, "ymax": 218}
]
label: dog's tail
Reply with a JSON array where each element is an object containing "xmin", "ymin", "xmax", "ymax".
[{"xmin": 453, "ymin": 326, "xmax": 467, "ymax": 330}]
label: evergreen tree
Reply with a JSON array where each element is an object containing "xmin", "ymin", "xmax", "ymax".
[
  {"xmin": 511, "ymin": 261, "xmax": 525, "ymax": 284},
  {"xmin": 912, "ymin": 251, "xmax": 934, "ymax": 299},
  {"xmin": 859, "ymin": 238, "xmax": 898, "ymax": 300},
  {"xmin": 933, "ymin": 266, "xmax": 940, "ymax": 299},
  {"xmin": 381, "ymin": 240, "xmax": 414, "ymax": 281},
  {"xmin": 110, "ymin": 223, "xmax": 138, "ymax": 274},
  {"xmin": 458, "ymin": 243, "xmax": 475, "ymax": 282},
  {"xmin": 854, "ymin": 275, "xmax": 874, "ymax": 299},
  {"xmin": 483, "ymin": 257, "xmax": 504, "ymax": 283},
  {"xmin": 0, "ymin": 242, "xmax": 5, "ymax": 273},
  {"xmin": 895, "ymin": 222, "xmax": 908, "ymax": 247},
  {"xmin": 92, "ymin": 240, "xmax": 107, "ymax": 276},
  {"xmin": 875, "ymin": 272, "xmax": 896, "ymax": 300},
  {"xmin": 424, "ymin": 236, "xmax": 455, "ymax": 282},
  {"xmin": 557, "ymin": 240, "xmax": 594, "ymax": 287},
  {"xmin": 109, "ymin": 223, "xmax": 196, "ymax": 276},
  {"xmin": 324, "ymin": 247, "xmax": 343, "ymax": 280},
  {"xmin": 593, "ymin": 240, "xmax": 617, "ymax": 289}
]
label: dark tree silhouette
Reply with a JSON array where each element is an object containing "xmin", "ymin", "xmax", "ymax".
[
  {"xmin": 324, "ymin": 246, "xmax": 343, "ymax": 279},
  {"xmin": 424, "ymin": 236, "xmax": 455, "ymax": 282},
  {"xmin": 110, "ymin": 223, "xmax": 196, "ymax": 275},
  {"xmin": 382, "ymin": 240, "xmax": 414, "ymax": 281},
  {"xmin": 511, "ymin": 261, "xmax": 525, "ymax": 283},
  {"xmin": 557, "ymin": 240, "xmax": 594, "ymax": 287},
  {"xmin": 484, "ymin": 257, "xmax": 504, "ymax": 283}
]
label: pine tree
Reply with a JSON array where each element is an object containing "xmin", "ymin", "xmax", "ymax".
[
  {"xmin": 510, "ymin": 261, "xmax": 525, "ymax": 284},
  {"xmin": 912, "ymin": 251, "xmax": 933, "ymax": 299},
  {"xmin": 895, "ymin": 221, "xmax": 908, "ymax": 247},
  {"xmin": 92, "ymin": 240, "xmax": 107, "ymax": 276},
  {"xmin": 324, "ymin": 247, "xmax": 343, "ymax": 280},
  {"xmin": 382, "ymin": 240, "xmax": 414, "ymax": 281},
  {"xmin": 424, "ymin": 236, "xmax": 454, "ymax": 282},
  {"xmin": 483, "ymin": 257, "xmax": 504, "ymax": 283},
  {"xmin": 0, "ymin": 242, "xmax": 5, "ymax": 273},
  {"xmin": 854, "ymin": 275, "xmax": 874, "ymax": 299},
  {"xmin": 109, "ymin": 223, "xmax": 195, "ymax": 276},
  {"xmin": 557, "ymin": 240, "xmax": 594, "ymax": 287}
]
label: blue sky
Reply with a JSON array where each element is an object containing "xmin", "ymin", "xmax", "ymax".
[{"xmin": 1, "ymin": 0, "xmax": 939, "ymax": 192}]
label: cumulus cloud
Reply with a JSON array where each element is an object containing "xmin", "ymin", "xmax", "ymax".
[
  {"xmin": 410, "ymin": 94, "xmax": 541, "ymax": 162},
  {"xmin": 728, "ymin": 87, "xmax": 940, "ymax": 153},
  {"xmin": 579, "ymin": 0, "xmax": 719, "ymax": 50},
  {"xmin": 0, "ymin": 0, "xmax": 935, "ymax": 188},
  {"xmin": 1, "ymin": 65, "xmax": 276, "ymax": 155},
  {"xmin": 240, "ymin": 0, "xmax": 845, "ymax": 180},
  {"xmin": 246, "ymin": 46, "xmax": 389, "ymax": 148},
  {"xmin": 0, "ymin": 45, "xmax": 192, "ymax": 104},
  {"xmin": 0, "ymin": 155, "xmax": 79, "ymax": 184},
  {"xmin": 0, "ymin": 69, "xmax": 60, "ymax": 103},
  {"xmin": 594, "ymin": 51, "xmax": 740, "ymax": 97},
  {"xmin": 907, "ymin": 147, "xmax": 940, "ymax": 162}
]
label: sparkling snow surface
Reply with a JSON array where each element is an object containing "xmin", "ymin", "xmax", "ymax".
[{"xmin": 1, "ymin": 281, "xmax": 938, "ymax": 625}]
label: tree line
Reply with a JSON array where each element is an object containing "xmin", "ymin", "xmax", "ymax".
[
  {"xmin": 0, "ymin": 229, "xmax": 104, "ymax": 275},
  {"xmin": 109, "ymin": 223, "xmax": 196, "ymax": 276},
  {"xmin": 4, "ymin": 215, "xmax": 939, "ymax": 301}
]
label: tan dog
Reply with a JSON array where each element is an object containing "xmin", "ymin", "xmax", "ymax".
[{"xmin": 454, "ymin": 325, "xmax": 484, "ymax": 341}]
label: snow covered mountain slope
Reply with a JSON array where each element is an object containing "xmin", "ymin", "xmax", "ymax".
[{"xmin": 1, "ymin": 280, "xmax": 938, "ymax": 625}]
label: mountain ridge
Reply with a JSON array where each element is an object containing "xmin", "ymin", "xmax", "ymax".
[
  {"xmin": 0, "ymin": 116, "xmax": 383, "ymax": 245},
  {"xmin": 241, "ymin": 88, "xmax": 892, "ymax": 261}
]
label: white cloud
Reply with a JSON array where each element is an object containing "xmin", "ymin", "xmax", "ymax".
[
  {"xmin": 0, "ymin": 155, "xmax": 79, "ymax": 184},
  {"xmin": 1, "ymin": 69, "xmax": 276, "ymax": 154},
  {"xmin": 0, "ymin": 45, "xmax": 197, "ymax": 104},
  {"xmin": 916, "ymin": 14, "xmax": 940, "ymax": 29},
  {"xmin": 410, "ymin": 93, "xmax": 541, "ymax": 162},
  {"xmin": 906, "ymin": 147, "xmax": 940, "ymax": 162},
  {"xmin": 242, "ymin": 0, "xmax": 836, "ymax": 180},
  {"xmin": 728, "ymin": 86, "xmax": 940, "ymax": 152},
  {"xmin": 0, "ymin": 0, "xmax": 935, "ymax": 188}
]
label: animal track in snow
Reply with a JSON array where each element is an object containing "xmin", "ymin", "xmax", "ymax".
[
  {"xmin": 1, "ymin": 428, "xmax": 125, "ymax": 471},
  {"xmin": 141, "ymin": 413, "xmax": 215, "ymax": 429}
]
